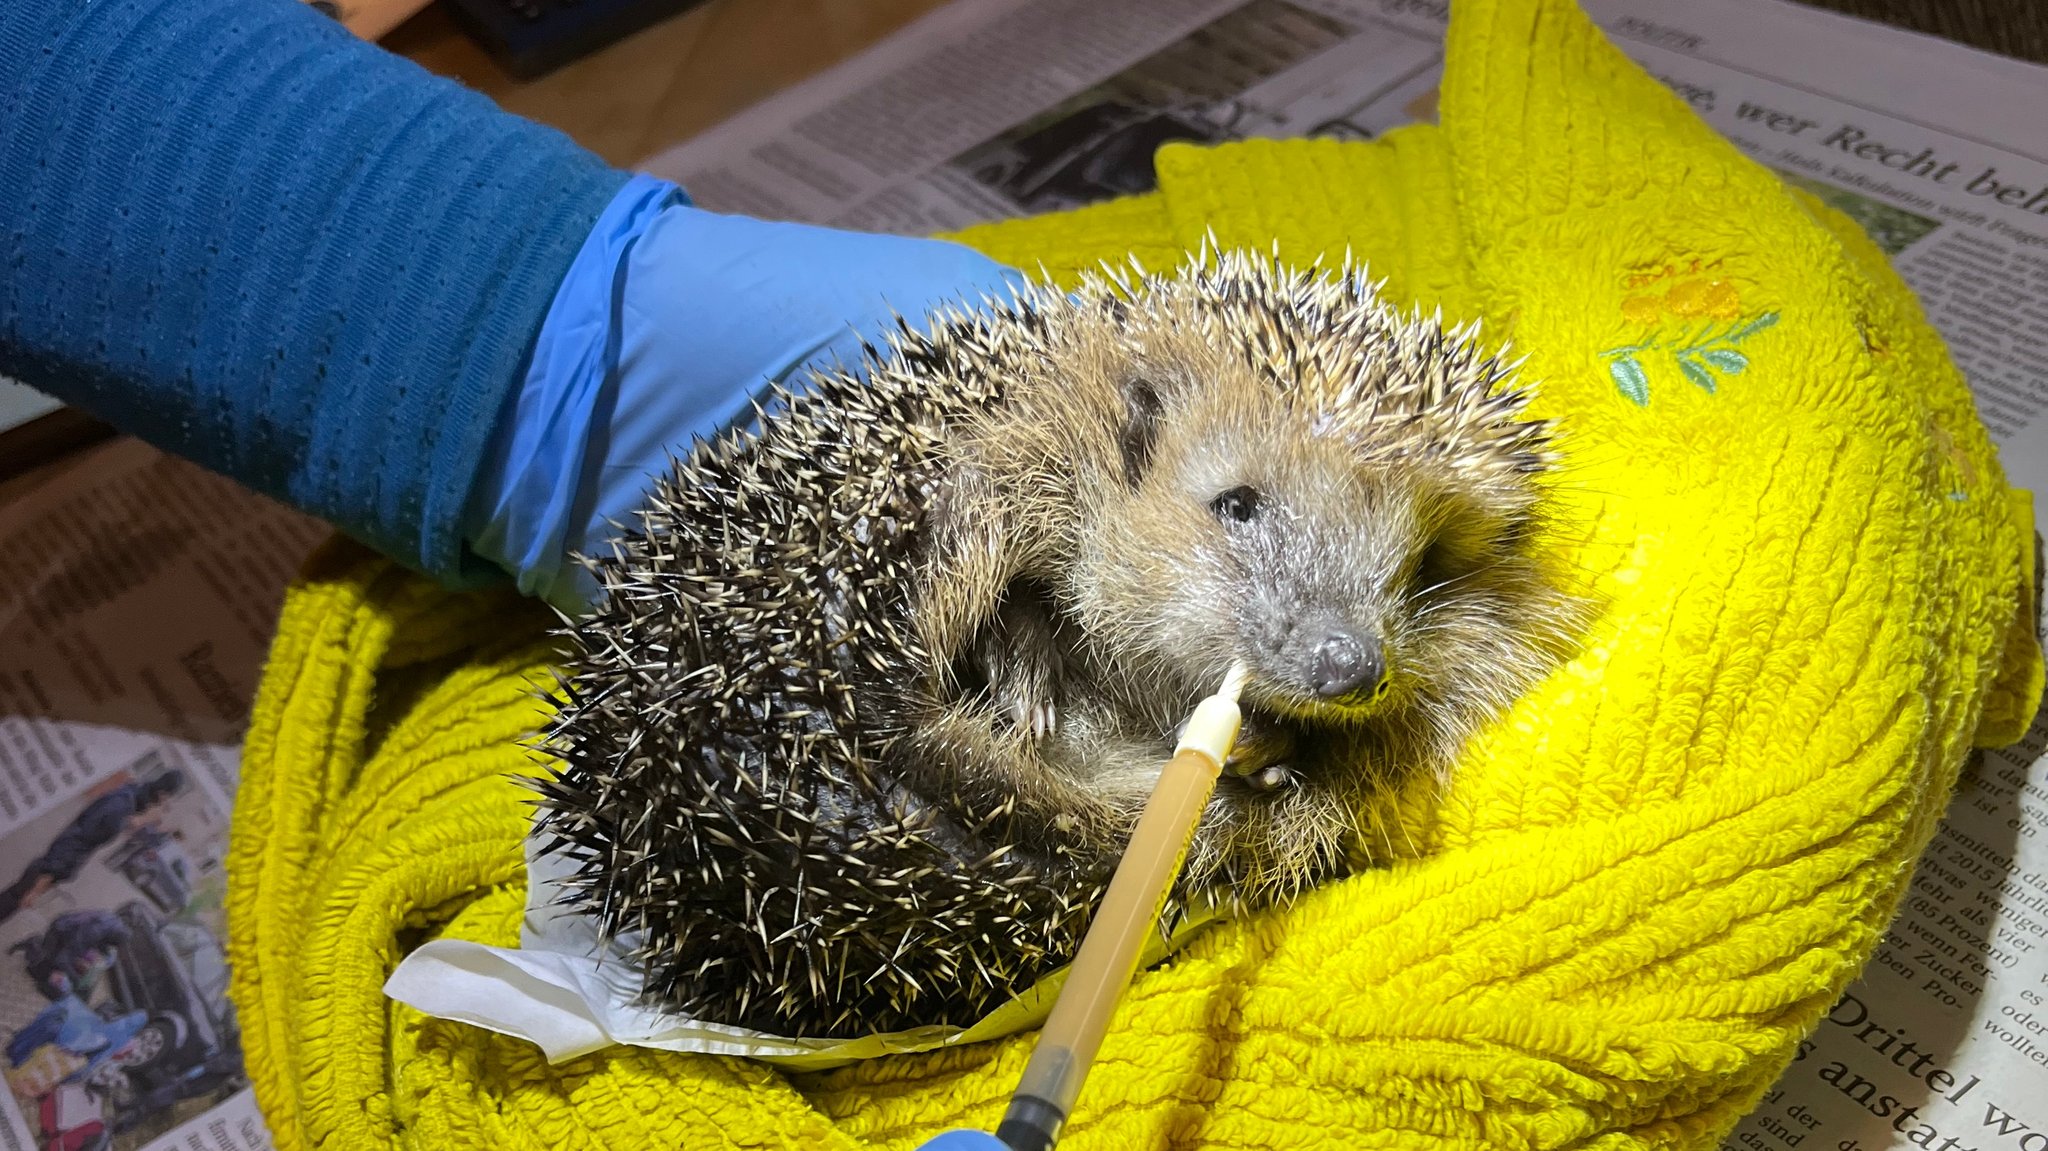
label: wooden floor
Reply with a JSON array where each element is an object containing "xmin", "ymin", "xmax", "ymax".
[{"xmin": 384, "ymin": 0, "xmax": 952, "ymax": 168}]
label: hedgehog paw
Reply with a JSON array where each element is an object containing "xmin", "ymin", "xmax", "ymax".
[
  {"xmin": 1246, "ymin": 763, "xmax": 1298, "ymax": 791},
  {"xmin": 1227, "ymin": 714, "xmax": 1299, "ymax": 789},
  {"xmin": 968, "ymin": 578, "xmax": 1067, "ymax": 741},
  {"xmin": 988, "ymin": 672, "xmax": 1062, "ymax": 742},
  {"xmin": 1015, "ymin": 697, "xmax": 1058, "ymax": 740}
]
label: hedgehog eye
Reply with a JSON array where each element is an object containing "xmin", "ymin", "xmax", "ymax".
[{"xmin": 1210, "ymin": 486, "xmax": 1262, "ymax": 523}]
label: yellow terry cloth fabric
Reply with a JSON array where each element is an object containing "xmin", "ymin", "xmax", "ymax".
[{"xmin": 225, "ymin": 0, "xmax": 2044, "ymax": 1146}]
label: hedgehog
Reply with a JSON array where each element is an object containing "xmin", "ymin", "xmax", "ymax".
[{"xmin": 527, "ymin": 248, "xmax": 1588, "ymax": 1039}]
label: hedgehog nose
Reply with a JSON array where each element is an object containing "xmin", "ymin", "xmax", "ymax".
[{"xmin": 1312, "ymin": 632, "xmax": 1384, "ymax": 701}]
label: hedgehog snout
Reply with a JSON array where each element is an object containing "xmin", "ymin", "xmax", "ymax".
[
  {"xmin": 1240, "ymin": 607, "xmax": 1392, "ymax": 711},
  {"xmin": 1312, "ymin": 630, "xmax": 1386, "ymax": 702}
]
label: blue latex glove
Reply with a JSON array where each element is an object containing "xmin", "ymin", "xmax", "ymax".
[
  {"xmin": 912, "ymin": 1132, "xmax": 1012, "ymax": 1150},
  {"xmin": 463, "ymin": 175, "xmax": 1030, "ymax": 611}
]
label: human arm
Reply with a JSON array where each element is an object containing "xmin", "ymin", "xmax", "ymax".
[
  {"xmin": 1, "ymin": 0, "xmax": 1024, "ymax": 607},
  {"xmin": 1, "ymin": 0, "xmax": 626, "ymax": 584}
]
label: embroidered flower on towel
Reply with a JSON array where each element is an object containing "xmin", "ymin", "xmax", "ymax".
[
  {"xmin": 1603, "ymin": 313, "xmax": 1781, "ymax": 405},
  {"xmin": 1605, "ymin": 260, "xmax": 1780, "ymax": 405}
]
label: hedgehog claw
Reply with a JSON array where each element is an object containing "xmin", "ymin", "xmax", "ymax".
[
  {"xmin": 1022, "ymin": 699, "xmax": 1057, "ymax": 740},
  {"xmin": 966, "ymin": 578, "xmax": 1067, "ymax": 742},
  {"xmin": 997, "ymin": 692, "xmax": 1059, "ymax": 741},
  {"xmin": 1249, "ymin": 763, "xmax": 1297, "ymax": 791},
  {"xmin": 1009, "ymin": 696, "xmax": 1053, "ymax": 739}
]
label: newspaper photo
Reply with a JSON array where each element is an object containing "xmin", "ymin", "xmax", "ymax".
[
  {"xmin": 0, "ymin": 440, "xmax": 326, "ymax": 1151},
  {"xmin": 1, "ymin": 0, "xmax": 2043, "ymax": 1147}
]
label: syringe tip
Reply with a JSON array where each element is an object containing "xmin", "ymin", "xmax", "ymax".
[{"xmin": 1219, "ymin": 661, "xmax": 1250, "ymax": 704}]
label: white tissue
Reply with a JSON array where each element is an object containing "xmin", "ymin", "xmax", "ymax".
[{"xmin": 384, "ymin": 815, "xmax": 1224, "ymax": 1070}]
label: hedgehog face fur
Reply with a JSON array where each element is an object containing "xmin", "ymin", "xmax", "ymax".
[{"xmin": 531, "ymin": 249, "xmax": 1588, "ymax": 1039}]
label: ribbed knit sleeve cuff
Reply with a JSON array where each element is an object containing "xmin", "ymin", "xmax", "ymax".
[{"xmin": 0, "ymin": 0, "xmax": 632, "ymax": 582}]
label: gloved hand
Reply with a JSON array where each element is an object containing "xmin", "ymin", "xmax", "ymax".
[{"xmin": 463, "ymin": 175, "xmax": 1030, "ymax": 611}]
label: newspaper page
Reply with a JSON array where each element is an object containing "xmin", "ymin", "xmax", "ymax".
[
  {"xmin": 0, "ymin": 438, "xmax": 324, "ymax": 1151},
  {"xmin": 640, "ymin": 2, "xmax": 2048, "ymax": 1149}
]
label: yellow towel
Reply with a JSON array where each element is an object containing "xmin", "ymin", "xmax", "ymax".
[{"xmin": 224, "ymin": 0, "xmax": 2043, "ymax": 1146}]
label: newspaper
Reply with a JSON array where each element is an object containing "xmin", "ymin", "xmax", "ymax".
[
  {"xmin": 0, "ymin": 439, "xmax": 326, "ymax": 1151},
  {"xmin": 647, "ymin": 1, "xmax": 2048, "ymax": 1146},
  {"xmin": 2, "ymin": 0, "xmax": 2044, "ymax": 1147}
]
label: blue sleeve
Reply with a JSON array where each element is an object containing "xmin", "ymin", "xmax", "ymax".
[{"xmin": 0, "ymin": 0, "xmax": 631, "ymax": 583}]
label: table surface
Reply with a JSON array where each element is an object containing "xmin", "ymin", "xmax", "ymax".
[{"xmin": 384, "ymin": 0, "xmax": 953, "ymax": 169}]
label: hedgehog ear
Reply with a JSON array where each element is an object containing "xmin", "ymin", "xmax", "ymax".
[{"xmin": 1119, "ymin": 376, "xmax": 1162, "ymax": 487}]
